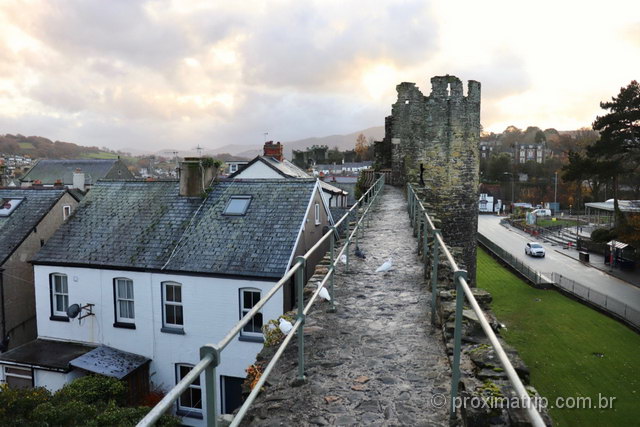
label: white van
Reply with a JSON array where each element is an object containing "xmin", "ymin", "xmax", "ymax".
[{"xmin": 532, "ymin": 209, "xmax": 552, "ymax": 217}]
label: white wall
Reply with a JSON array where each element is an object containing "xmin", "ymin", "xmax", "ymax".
[
  {"xmin": 34, "ymin": 265, "xmax": 283, "ymax": 419},
  {"xmin": 233, "ymin": 161, "xmax": 283, "ymax": 179}
]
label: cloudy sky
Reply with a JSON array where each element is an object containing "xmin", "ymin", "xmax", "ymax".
[{"xmin": 0, "ymin": 0, "xmax": 638, "ymax": 153}]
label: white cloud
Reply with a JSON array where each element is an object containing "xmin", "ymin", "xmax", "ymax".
[{"xmin": 0, "ymin": 0, "xmax": 638, "ymax": 152}]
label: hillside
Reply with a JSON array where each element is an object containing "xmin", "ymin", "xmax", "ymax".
[
  {"xmin": 158, "ymin": 126, "xmax": 386, "ymax": 160},
  {"xmin": 0, "ymin": 134, "xmax": 122, "ymax": 159}
]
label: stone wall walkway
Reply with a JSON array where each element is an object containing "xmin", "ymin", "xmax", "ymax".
[{"xmin": 241, "ymin": 186, "xmax": 452, "ymax": 426}]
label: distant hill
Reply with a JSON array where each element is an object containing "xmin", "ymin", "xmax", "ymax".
[
  {"xmin": 0, "ymin": 134, "xmax": 122, "ymax": 159},
  {"xmin": 158, "ymin": 126, "xmax": 386, "ymax": 161}
]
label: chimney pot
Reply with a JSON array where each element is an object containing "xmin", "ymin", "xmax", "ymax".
[{"xmin": 263, "ymin": 141, "xmax": 284, "ymax": 162}]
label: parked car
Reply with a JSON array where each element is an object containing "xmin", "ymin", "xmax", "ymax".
[{"xmin": 525, "ymin": 242, "xmax": 546, "ymax": 257}]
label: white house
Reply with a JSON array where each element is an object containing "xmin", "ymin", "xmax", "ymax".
[
  {"xmin": 0, "ymin": 164, "xmax": 333, "ymax": 424},
  {"xmin": 230, "ymin": 141, "xmax": 349, "ymax": 208}
]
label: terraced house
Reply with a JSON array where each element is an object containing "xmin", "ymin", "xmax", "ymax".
[
  {"xmin": 0, "ymin": 188, "xmax": 80, "ymax": 351},
  {"xmin": 0, "ymin": 161, "xmax": 333, "ymax": 424}
]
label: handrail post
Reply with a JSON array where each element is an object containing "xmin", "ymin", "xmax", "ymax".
[
  {"xmin": 345, "ymin": 217, "xmax": 350, "ymax": 273},
  {"xmin": 450, "ymin": 270, "xmax": 468, "ymax": 420},
  {"xmin": 431, "ymin": 230, "xmax": 441, "ymax": 326},
  {"xmin": 294, "ymin": 257, "xmax": 306, "ymax": 382},
  {"xmin": 355, "ymin": 203, "xmax": 360, "ymax": 248},
  {"xmin": 424, "ymin": 226, "xmax": 430, "ymax": 278},
  {"xmin": 200, "ymin": 344, "xmax": 221, "ymax": 427},
  {"xmin": 412, "ymin": 196, "xmax": 418, "ymax": 236},
  {"xmin": 328, "ymin": 226, "xmax": 337, "ymax": 312}
]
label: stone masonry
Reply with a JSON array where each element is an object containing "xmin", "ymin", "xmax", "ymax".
[
  {"xmin": 374, "ymin": 75, "xmax": 481, "ymax": 282},
  {"xmin": 239, "ymin": 186, "xmax": 452, "ymax": 426}
]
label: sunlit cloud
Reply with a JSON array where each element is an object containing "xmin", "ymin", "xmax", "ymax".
[{"xmin": 0, "ymin": 0, "xmax": 637, "ymax": 151}]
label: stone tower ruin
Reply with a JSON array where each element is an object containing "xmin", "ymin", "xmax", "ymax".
[{"xmin": 374, "ymin": 75, "xmax": 480, "ymax": 282}]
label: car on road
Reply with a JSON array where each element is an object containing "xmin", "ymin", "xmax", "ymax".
[{"xmin": 525, "ymin": 242, "xmax": 546, "ymax": 257}]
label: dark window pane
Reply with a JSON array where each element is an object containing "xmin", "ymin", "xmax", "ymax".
[
  {"xmin": 175, "ymin": 306, "xmax": 183, "ymax": 325},
  {"xmin": 166, "ymin": 305, "xmax": 175, "ymax": 324},
  {"xmin": 174, "ymin": 286, "xmax": 181, "ymax": 302},
  {"xmin": 165, "ymin": 285, "xmax": 174, "ymax": 301},
  {"xmin": 254, "ymin": 312, "xmax": 263, "ymax": 329}
]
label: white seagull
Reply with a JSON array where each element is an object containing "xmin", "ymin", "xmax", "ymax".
[
  {"xmin": 376, "ymin": 258, "xmax": 394, "ymax": 273},
  {"xmin": 318, "ymin": 284, "xmax": 331, "ymax": 301},
  {"xmin": 340, "ymin": 254, "xmax": 347, "ymax": 264},
  {"xmin": 278, "ymin": 318, "xmax": 293, "ymax": 335}
]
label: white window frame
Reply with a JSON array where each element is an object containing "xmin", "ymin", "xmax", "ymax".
[
  {"xmin": 176, "ymin": 364, "xmax": 202, "ymax": 416},
  {"xmin": 50, "ymin": 273, "xmax": 69, "ymax": 318},
  {"xmin": 114, "ymin": 278, "xmax": 135, "ymax": 324},
  {"xmin": 239, "ymin": 288, "xmax": 263, "ymax": 340},
  {"xmin": 229, "ymin": 163, "xmax": 238, "ymax": 173},
  {"xmin": 314, "ymin": 203, "xmax": 320, "ymax": 225},
  {"xmin": 162, "ymin": 282, "xmax": 184, "ymax": 331},
  {"xmin": 2, "ymin": 366, "xmax": 33, "ymax": 389},
  {"xmin": 62, "ymin": 205, "xmax": 71, "ymax": 221}
]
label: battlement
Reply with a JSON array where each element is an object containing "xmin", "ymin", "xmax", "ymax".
[{"xmin": 374, "ymin": 74, "xmax": 481, "ymax": 282}]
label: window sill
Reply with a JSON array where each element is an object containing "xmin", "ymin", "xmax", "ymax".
[
  {"xmin": 161, "ymin": 327, "xmax": 185, "ymax": 335},
  {"xmin": 176, "ymin": 409, "xmax": 203, "ymax": 419},
  {"xmin": 239, "ymin": 335, "xmax": 264, "ymax": 343},
  {"xmin": 50, "ymin": 315, "xmax": 69, "ymax": 322},
  {"xmin": 114, "ymin": 322, "xmax": 136, "ymax": 330}
]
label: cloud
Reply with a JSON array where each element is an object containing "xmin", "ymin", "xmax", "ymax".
[{"xmin": 0, "ymin": 0, "xmax": 638, "ymax": 153}]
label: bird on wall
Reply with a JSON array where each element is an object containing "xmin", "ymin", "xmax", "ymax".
[
  {"xmin": 318, "ymin": 284, "xmax": 331, "ymax": 301},
  {"xmin": 355, "ymin": 246, "xmax": 366, "ymax": 259},
  {"xmin": 376, "ymin": 258, "xmax": 393, "ymax": 273},
  {"xmin": 279, "ymin": 318, "xmax": 293, "ymax": 335}
]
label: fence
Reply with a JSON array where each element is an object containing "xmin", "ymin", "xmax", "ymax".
[
  {"xmin": 551, "ymin": 273, "xmax": 640, "ymax": 330},
  {"xmin": 478, "ymin": 232, "xmax": 640, "ymax": 331},
  {"xmin": 137, "ymin": 175, "xmax": 386, "ymax": 427},
  {"xmin": 407, "ymin": 184, "xmax": 546, "ymax": 427},
  {"xmin": 477, "ymin": 233, "xmax": 553, "ymax": 286}
]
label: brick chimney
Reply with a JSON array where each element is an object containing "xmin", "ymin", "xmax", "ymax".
[{"xmin": 263, "ymin": 141, "xmax": 284, "ymax": 162}]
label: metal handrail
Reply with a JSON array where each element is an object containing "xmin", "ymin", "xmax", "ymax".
[
  {"xmin": 137, "ymin": 175, "xmax": 385, "ymax": 427},
  {"xmin": 406, "ymin": 183, "xmax": 545, "ymax": 427}
]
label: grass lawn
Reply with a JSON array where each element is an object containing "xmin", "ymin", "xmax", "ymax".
[
  {"xmin": 535, "ymin": 219, "xmax": 579, "ymax": 228},
  {"xmin": 477, "ymin": 248, "xmax": 640, "ymax": 426},
  {"xmin": 18, "ymin": 142, "xmax": 34, "ymax": 149},
  {"xmin": 80, "ymin": 152, "xmax": 119, "ymax": 159}
]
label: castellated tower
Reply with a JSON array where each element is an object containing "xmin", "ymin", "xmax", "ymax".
[{"xmin": 374, "ymin": 75, "xmax": 481, "ymax": 282}]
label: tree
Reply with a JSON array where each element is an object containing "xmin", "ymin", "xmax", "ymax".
[
  {"xmin": 590, "ymin": 80, "xmax": 640, "ymax": 225},
  {"xmin": 487, "ymin": 153, "xmax": 512, "ymax": 181},
  {"xmin": 355, "ymin": 133, "xmax": 371, "ymax": 161}
]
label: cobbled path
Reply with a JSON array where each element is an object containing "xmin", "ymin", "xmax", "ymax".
[{"xmin": 242, "ymin": 186, "xmax": 451, "ymax": 426}]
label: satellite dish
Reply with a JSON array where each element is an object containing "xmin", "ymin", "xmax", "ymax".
[{"xmin": 66, "ymin": 304, "xmax": 81, "ymax": 319}]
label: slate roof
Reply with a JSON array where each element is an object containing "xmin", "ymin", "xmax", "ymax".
[
  {"xmin": 0, "ymin": 188, "xmax": 67, "ymax": 265},
  {"xmin": 34, "ymin": 179, "xmax": 319, "ymax": 278},
  {"xmin": 228, "ymin": 156, "xmax": 310, "ymax": 179},
  {"xmin": 70, "ymin": 345, "xmax": 149, "ymax": 379},
  {"xmin": 20, "ymin": 159, "xmax": 126, "ymax": 185},
  {"xmin": 0, "ymin": 338, "xmax": 96, "ymax": 371},
  {"xmin": 230, "ymin": 156, "xmax": 346, "ymax": 195}
]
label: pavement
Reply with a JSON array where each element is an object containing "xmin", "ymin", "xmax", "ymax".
[
  {"xmin": 241, "ymin": 186, "xmax": 451, "ymax": 426},
  {"xmin": 552, "ymin": 246, "xmax": 640, "ymax": 288},
  {"xmin": 478, "ymin": 215, "xmax": 640, "ymax": 313}
]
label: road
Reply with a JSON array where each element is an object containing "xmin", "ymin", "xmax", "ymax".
[{"xmin": 478, "ymin": 215, "xmax": 640, "ymax": 312}]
